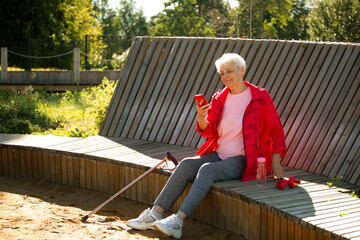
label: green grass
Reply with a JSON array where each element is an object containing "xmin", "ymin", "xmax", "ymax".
[
  {"xmin": 0, "ymin": 78, "xmax": 116, "ymax": 138},
  {"xmin": 0, "ymin": 67, "xmax": 69, "ymax": 71}
]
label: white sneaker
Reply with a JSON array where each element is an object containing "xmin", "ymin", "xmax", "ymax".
[
  {"xmin": 152, "ymin": 214, "xmax": 183, "ymax": 239},
  {"xmin": 126, "ymin": 208, "xmax": 162, "ymax": 230}
]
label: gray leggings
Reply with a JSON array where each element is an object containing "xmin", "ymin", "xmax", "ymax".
[{"xmin": 154, "ymin": 152, "xmax": 246, "ymax": 217}]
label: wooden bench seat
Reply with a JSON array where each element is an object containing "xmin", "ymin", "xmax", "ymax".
[{"xmin": 1, "ymin": 134, "xmax": 359, "ymax": 239}]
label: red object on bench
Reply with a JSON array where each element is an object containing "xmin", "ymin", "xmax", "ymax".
[
  {"xmin": 276, "ymin": 177, "xmax": 301, "ymax": 190},
  {"xmin": 288, "ymin": 176, "xmax": 301, "ymax": 188},
  {"xmin": 276, "ymin": 179, "xmax": 288, "ymax": 190}
]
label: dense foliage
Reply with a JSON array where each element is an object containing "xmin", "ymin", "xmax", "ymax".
[
  {"xmin": 150, "ymin": 0, "xmax": 215, "ymax": 37},
  {"xmin": 0, "ymin": 0, "xmax": 102, "ymax": 69},
  {"xmin": 307, "ymin": 0, "xmax": 359, "ymax": 42},
  {"xmin": 2, "ymin": 0, "xmax": 358, "ymax": 43},
  {"xmin": 0, "ymin": 78, "xmax": 116, "ymax": 137},
  {"xmin": 0, "ymin": 0, "xmax": 358, "ymax": 70},
  {"xmin": 0, "ymin": 0, "xmax": 101, "ymax": 43},
  {"xmin": 0, "ymin": 87, "xmax": 52, "ymax": 134}
]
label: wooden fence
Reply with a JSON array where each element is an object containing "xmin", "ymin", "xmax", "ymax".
[
  {"xmin": 0, "ymin": 47, "xmax": 121, "ymax": 86},
  {"xmin": 0, "ymin": 70, "xmax": 121, "ymax": 85}
]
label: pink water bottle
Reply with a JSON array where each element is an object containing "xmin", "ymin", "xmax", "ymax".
[{"xmin": 257, "ymin": 157, "xmax": 266, "ymax": 187}]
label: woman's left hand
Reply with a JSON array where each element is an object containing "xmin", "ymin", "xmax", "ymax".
[{"xmin": 272, "ymin": 153, "xmax": 284, "ymax": 179}]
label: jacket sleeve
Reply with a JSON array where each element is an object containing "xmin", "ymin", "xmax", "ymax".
[
  {"xmin": 263, "ymin": 92, "xmax": 286, "ymax": 157},
  {"xmin": 196, "ymin": 94, "xmax": 219, "ymax": 138}
]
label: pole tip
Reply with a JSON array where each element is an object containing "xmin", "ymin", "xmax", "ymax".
[{"xmin": 81, "ymin": 215, "xmax": 89, "ymax": 222}]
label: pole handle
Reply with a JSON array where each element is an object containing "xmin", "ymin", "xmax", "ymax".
[{"xmin": 166, "ymin": 152, "xmax": 178, "ymax": 166}]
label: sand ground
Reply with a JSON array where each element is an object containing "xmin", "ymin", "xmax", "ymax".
[{"xmin": 0, "ymin": 176, "xmax": 244, "ymax": 240}]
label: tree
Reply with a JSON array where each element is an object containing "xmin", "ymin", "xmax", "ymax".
[
  {"xmin": 53, "ymin": 0, "xmax": 103, "ymax": 69},
  {"xmin": 0, "ymin": 0, "xmax": 65, "ymax": 43},
  {"xmin": 57, "ymin": 0, "xmax": 102, "ymax": 41},
  {"xmin": 230, "ymin": 0, "xmax": 292, "ymax": 39},
  {"xmin": 90, "ymin": 0, "xmax": 147, "ymax": 69},
  {"xmin": 91, "ymin": 0, "xmax": 121, "ymax": 69},
  {"xmin": 197, "ymin": 0, "xmax": 232, "ymax": 37},
  {"xmin": 0, "ymin": 0, "xmax": 101, "ymax": 43},
  {"xmin": 277, "ymin": 0, "xmax": 310, "ymax": 40},
  {"xmin": 150, "ymin": 0, "xmax": 215, "ymax": 37},
  {"xmin": 307, "ymin": 0, "xmax": 359, "ymax": 42},
  {"xmin": 92, "ymin": 0, "xmax": 117, "ymax": 35},
  {"xmin": 0, "ymin": 0, "xmax": 102, "ymax": 69},
  {"xmin": 112, "ymin": 0, "xmax": 148, "ymax": 50},
  {"xmin": 111, "ymin": 0, "xmax": 148, "ymax": 67}
]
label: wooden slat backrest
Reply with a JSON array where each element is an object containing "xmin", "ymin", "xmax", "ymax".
[{"xmin": 100, "ymin": 37, "xmax": 360, "ymax": 185}]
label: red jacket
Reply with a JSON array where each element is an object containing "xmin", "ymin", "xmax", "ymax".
[{"xmin": 196, "ymin": 82, "xmax": 286, "ymax": 181}]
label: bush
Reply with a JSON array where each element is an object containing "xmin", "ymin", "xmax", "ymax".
[
  {"xmin": 0, "ymin": 87, "xmax": 53, "ymax": 134},
  {"xmin": 0, "ymin": 78, "xmax": 117, "ymax": 137}
]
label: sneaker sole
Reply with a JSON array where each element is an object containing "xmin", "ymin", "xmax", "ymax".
[
  {"xmin": 152, "ymin": 223, "xmax": 181, "ymax": 239},
  {"xmin": 126, "ymin": 222, "xmax": 155, "ymax": 231}
]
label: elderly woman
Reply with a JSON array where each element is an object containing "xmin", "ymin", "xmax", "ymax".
[{"xmin": 127, "ymin": 53, "xmax": 286, "ymax": 238}]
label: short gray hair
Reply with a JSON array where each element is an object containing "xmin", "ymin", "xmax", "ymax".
[{"xmin": 215, "ymin": 53, "xmax": 246, "ymax": 73}]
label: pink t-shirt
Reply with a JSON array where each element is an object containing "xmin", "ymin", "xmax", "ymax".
[{"xmin": 216, "ymin": 87, "xmax": 251, "ymax": 160}]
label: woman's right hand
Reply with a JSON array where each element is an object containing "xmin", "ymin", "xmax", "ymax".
[
  {"xmin": 196, "ymin": 100, "xmax": 211, "ymax": 131},
  {"xmin": 196, "ymin": 100, "xmax": 211, "ymax": 117}
]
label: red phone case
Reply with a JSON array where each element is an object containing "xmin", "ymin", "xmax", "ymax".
[{"xmin": 194, "ymin": 94, "xmax": 208, "ymax": 107}]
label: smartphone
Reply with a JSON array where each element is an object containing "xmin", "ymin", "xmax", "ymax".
[{"xmin": 194, "ymin": 94, "xmax": 208, "ymax": 107}]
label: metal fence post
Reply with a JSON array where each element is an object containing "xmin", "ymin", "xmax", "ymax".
[
  {"xmin": 85, "ymin": 34, "xmax": 88, "ymax": 70},
  {"xmin": 1, "ymin": 47, "xmax": 8, "ymax": 83},
  {"xmin": 73, "ymin": 48, "xmax": 80, "ymax": 84}
]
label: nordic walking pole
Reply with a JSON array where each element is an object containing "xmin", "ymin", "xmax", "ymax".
[{"xmin": 81, "ymin": 152, "xmax": 178, "ymax": 222}]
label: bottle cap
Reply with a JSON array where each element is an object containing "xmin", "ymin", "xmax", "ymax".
[{"xmin": 257, "ymin": 157, "xmax": 266, "ymax": 163}]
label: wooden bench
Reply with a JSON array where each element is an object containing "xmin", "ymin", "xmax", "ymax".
[{"xmin": 1, "ymin": 37, "xmax": 359, "ymax": 239}]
